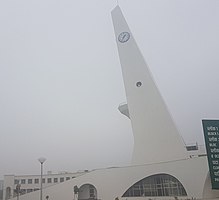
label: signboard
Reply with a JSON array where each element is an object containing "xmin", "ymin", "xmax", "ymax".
[{"xmin": 202, "ymin": 119, "xmax": 219, "ymax": 189}]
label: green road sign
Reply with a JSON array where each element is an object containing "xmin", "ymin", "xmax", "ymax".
[{"xmin": 202, "ymin": 119, "xmax": 219, "ymax": 189}]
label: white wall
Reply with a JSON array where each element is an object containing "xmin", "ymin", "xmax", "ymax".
[{"xmin": 9, "ymin": 157, "xmax": 217, "ymax": 200}]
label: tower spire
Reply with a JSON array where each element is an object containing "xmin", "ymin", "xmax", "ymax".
[{"xmin": 112, "ymin": 6, "xmax": 187, "ymax": 165}]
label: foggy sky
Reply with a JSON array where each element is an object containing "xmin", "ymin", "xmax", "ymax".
[{"xmin": 0, "ymin": 0, "xmax": 219, "ymax": 179}]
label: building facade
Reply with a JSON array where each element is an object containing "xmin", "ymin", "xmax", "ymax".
[{"xmin": 3, "ymin": 171, "xmax": 88, "ymax": 200}]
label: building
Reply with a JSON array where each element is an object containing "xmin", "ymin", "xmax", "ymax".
[
  {"xmin": 5, "ymin": 5, "xmax": 219, "ymax": 200},
  {"xmin": 3, "ymin": 171, "xmax": 88, "ymax": 200}
]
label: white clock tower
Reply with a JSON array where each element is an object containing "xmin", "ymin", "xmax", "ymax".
[{"xmin": 112, "ymin": 6, "xmax": 187, "ymax": 165}]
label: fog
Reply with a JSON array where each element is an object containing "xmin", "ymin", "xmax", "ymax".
[{"xmin": 0, "ymin": 0, "xmax": 218, "ymax": 179}]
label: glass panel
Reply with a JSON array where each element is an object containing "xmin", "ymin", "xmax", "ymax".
[
  {"xmin": 122, "ymin": 174, "xmax": 187, "ymax": 197},
  {"xmin": 28, "ymin": 179, "xmax": 32, "ymax": 184}
]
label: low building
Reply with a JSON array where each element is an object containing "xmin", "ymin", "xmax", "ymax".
[{"xmin": 3, "ymin": 171, "xmax": 88, "ymax": 200}]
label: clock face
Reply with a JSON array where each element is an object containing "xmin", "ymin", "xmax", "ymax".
[{"xmin": 118, "ymin": 32, "xmax": 130, "ymax": 43}]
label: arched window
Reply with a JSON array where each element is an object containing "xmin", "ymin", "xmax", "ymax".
[
  {"xmin": 78, "ymin": 184, "xmax": 97, "ymax": 200},
  {"xmin": 122, "ymin": 174, "xmax": 187, "ymax": 197}
]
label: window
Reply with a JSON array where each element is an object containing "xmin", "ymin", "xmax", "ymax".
[
  {"xmin": 14, "ymin": 179, "xmax": 19, "ymax": 185},
  {"xmin": 28, "ymin": 179, "xmax": 32, "ymax": 184},
  {"xmin": 136, "ymin": 81, "xmax": 142, "ymax": 87},
  {"xmin": 89, "ymin": 185, "xmax": 95, "ymax": 198},
  {"xmin": 34, "ymin": 179, "xmax": 39, "ymax": 184},
  {"xmin": 42, "ymin": 178, "xmax": 45, "ymax": 183},
  {"xmin": 60, "ymin": 177, "xmax": 64, "ymax": 182},
  {"xmin": 54, "ymin": 178, "xmax": 58, "ymax": 183},
  {"xmin": 34, "ymin": 188, "xmax": 39, "ymax": 191},
  {"xmin": 47, "ymin": 178, "xmax": 52, "ymax": 183},
  {"xmin": 122, "ymin": 174, "xmax": 187, "ymax": 197},
  {"xmin": 21, "ymin": 179, "xmax": 26, "ymax": 184},
  {"xmin": 186, "ymin": 145, "xmax": 198, "ymax": 151},
  {"xmin": 27, "ymin": 189, "xmax": 33, "ymax": 193},
  {"xmin": 66, "ymin": 177, "xmax": 70, "ymax": 181}
]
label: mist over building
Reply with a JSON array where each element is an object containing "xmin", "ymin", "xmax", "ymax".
[{"xmin": 2, "ymin": 4, "xmax": 219, "ymax": 200}]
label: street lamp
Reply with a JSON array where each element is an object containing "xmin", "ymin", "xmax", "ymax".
[
  {"xmin": 16, "ymin": 183, "xmax": 21, "ymax": 200},
  {"xmin": 38, "ymin": 157, "xmax": 46, "ymax": 200}
]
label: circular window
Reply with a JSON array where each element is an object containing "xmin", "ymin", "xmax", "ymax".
[{"xmin": 136, "ymin": 81, "xmax": 142, "ymax": 87}]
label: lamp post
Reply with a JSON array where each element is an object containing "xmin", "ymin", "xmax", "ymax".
[
  {"xmin": 38, "ymin": 157, "xmax": 46, "ymax": 200},
  {"xmin": 16, "ymin": 183, "xmax": 21, "ymax": 200}
]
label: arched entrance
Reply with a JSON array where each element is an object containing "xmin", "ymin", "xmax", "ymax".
[{"xmin": 78, "ymin": 184, "xmax": 97, "ymax": 200}]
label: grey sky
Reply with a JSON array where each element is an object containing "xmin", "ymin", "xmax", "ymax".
[{"xmin": 0, "ymin": 0, "xmax": 218, "ymax": 179}]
